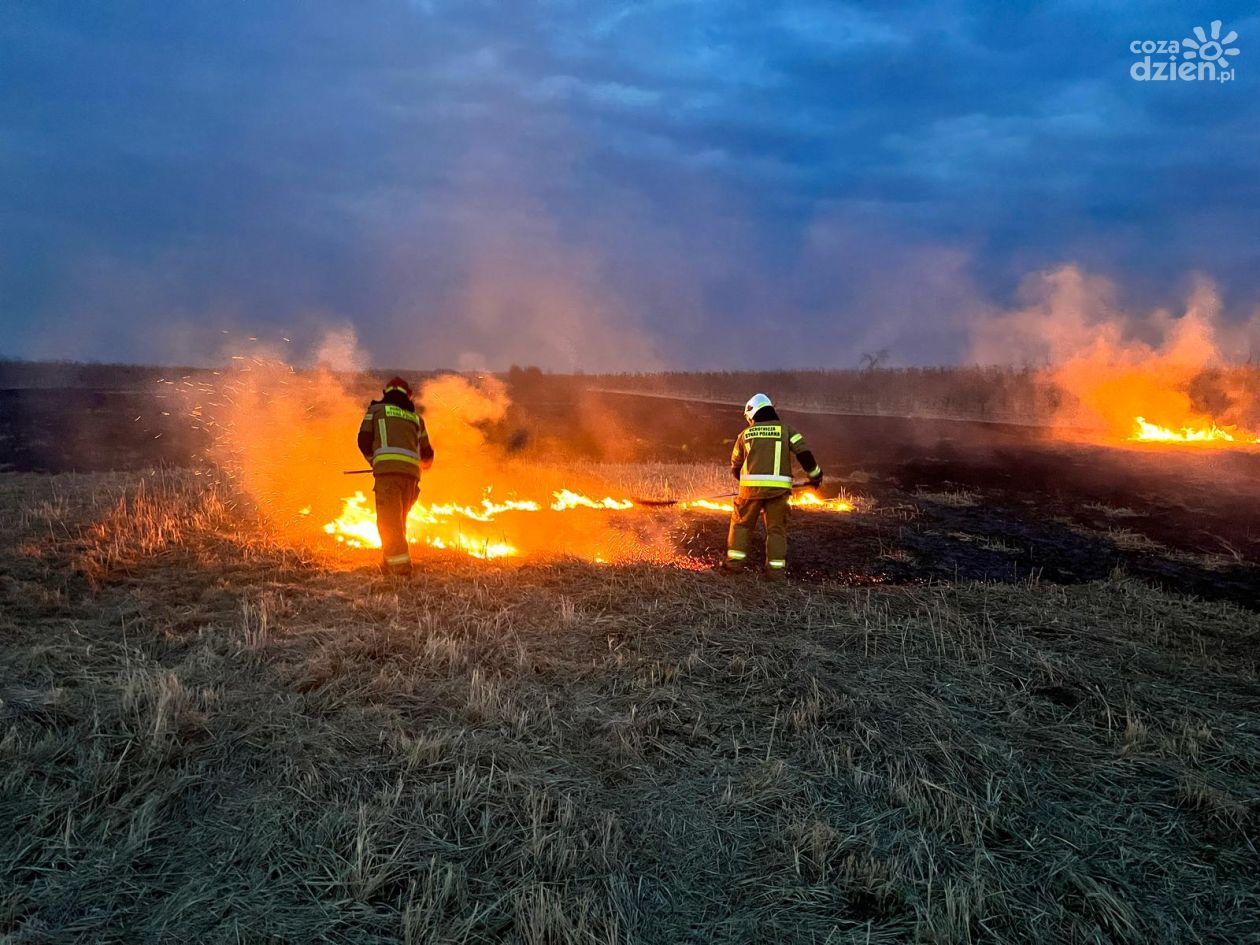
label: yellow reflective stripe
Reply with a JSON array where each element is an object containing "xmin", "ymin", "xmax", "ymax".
[
  {"xmin": 726, "ymin": 549, "xmax": 747, "ymax": 559},
  {"xmin": 373, "ymin": 453, "xmax": 420, "ymax": 467},
  {"xmin": 807, "ymin": 465, "xmax": 822, "ymax": 477},
  {"xmin": 767, "ymin": 559, "xmax": 786, "ymax": 569},
  {"xmin": 773, "ymin": 440, "xmax": 782, "ymax": 477},
  {"xmin": 385, "ymin": 553, "xmax": 411, "ymax": 564},
  {"xmin": 740, "ymin": 475, "xmax": 793, "ymax": 487},
  {"xmin": 377, "ymin": 418, "xmax": 388, "ymax": 448},
  {"xmin": 790, "ymin": 433, "xmax": 803, "ymax": 445}
]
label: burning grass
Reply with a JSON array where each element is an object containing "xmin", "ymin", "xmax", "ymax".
[
  {"xmin": 165, "ymin": 364, "xmax": 861, "ymax": 567},
  {"xmin": 1130, "ymin": 416, "xmax": 1260, "ymax": 445},
  {"xmin": 2, "ymin": 471, "xmax": 1259, "ymax": 943},
  {"xmin": 318, "ymin": 462, "xmax": 863, "ymax": 565}
]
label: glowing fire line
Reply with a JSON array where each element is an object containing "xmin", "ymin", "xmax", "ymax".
[
  {"xmin": 323, "ymin": 488, "xmax": 856, "ymax": 560},
  {"xmin": 679, "ymin": 492, "xmax": 855, "ymax": 514}
]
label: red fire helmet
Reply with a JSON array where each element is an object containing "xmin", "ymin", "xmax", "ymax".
[{"xmin": 383, "ymin": 376, "xmax": 412, "ymax": 397}]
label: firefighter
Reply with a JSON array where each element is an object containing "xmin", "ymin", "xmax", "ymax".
[
  {"xmin": 724, "ymin": 393, "xmax": 822, "ymax": 580},
  {"xmin": 357, "ymin": 376, "xmax": 434, "ymax": 576}
]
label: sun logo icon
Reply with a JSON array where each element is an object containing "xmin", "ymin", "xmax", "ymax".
[{"xmin": 1183, "ymin": 20, "xmax": 1240, "ymax": 66}]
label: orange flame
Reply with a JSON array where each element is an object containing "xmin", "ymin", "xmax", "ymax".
[
  {"xmin": 323, "ymin": 491, "xmax": 527, "ymax": 559},
  {"xmin": 1129, "ymin": 416, "xmax": 1260, "ymax": 445},
  {"xmin": 321, "ymin": 488, "xmax": 637, "ymax": 559},
  {"xmin": 790, "ymin": 491, "xmax": 857, "ymax": 512},
  {"xmin": 549, "ymin": 489, "xmax": 634, "ymax": 511},
  {"xmin": 175, "ymin": 350, "xmax": 862, "ymax": 567},
  {"xmin": 970, "ymin": 268, "xmax": 1260, "ymax": 451},
  {"xmin": 679, "ymin": 492, "xmax": 856, "ymax": 514},
  {"xmin": 322, "ymin": 487, "xmax": 858, "ymax": 562}
]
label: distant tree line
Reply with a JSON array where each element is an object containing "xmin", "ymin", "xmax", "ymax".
[
  {"xmin": 8, "ymin": 359, "xmax": 1256, "ymax": 428},
  {"xmin": 573, "ymin": 367, "xmax": 1069, "ymax": 424}
]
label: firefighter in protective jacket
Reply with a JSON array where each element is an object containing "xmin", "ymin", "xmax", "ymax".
[
  {"xmin": 357, "ymin": 377, "xmax": 434, "ymax": 575},
  {"xmin": 725, "ymin": 393, "xmax": 822, "ymax": 580}
]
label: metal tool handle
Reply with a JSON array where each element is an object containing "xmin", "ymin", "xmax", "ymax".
[{"xmin": 633, "ymin": 480, "xmax": 817, "ymax": 506}]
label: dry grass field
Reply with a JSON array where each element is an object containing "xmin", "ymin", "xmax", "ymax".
[{"xmin": 2, "ymin": 471, "xmax": 1258, "ymax": 944}]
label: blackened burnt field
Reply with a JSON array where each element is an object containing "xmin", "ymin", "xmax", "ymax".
[
  {"xmin": 558, "ymin": 391, "xmax": 1260, "ymax": 612},
  {"xmin": 2, "ymin": 385, "xmax": 1259, "ymax": 944}
]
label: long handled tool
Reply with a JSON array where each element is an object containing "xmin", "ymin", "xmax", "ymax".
[
  {"xmin": 632, "ymin": 480, "xmax": 816, "ymax": 507},
  {"xmin": 342, "ymin": 473, "xmax": 818, "ymax": 504}
]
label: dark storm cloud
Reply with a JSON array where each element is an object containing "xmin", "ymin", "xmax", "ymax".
[{"xmin": 1, "ymin": 0, "xmax": 1257, "ymax": 368}]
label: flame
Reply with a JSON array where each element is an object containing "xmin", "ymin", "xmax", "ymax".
[
  {"xmin": 550, "ymin": 489, "xmax": 634, "ymax": 511},
  {"xmin": 171, "ymin": 350, "xmax": 861, "ymax": 568},
  {"xmin": 680, "ymin": 498, "xmax": 734, "ymax": 512},
  {"xmin": 1129, "ymin": 416, "xmax": 1260, "ymax": 445},
  {"xmin": 321, "ymin": 487, "xmax": 647, "ymax": 559},
  {"xmin": 322, "ymin": 486, "xmax": 858, "ymax": 562},
  {"xmin": 322, "ymin": 491, "xmax": 523, "ymax": 558},
  {"xmin": 680, "ymin": 492, "xmax": 856, "ymax": 514},
  {"xmin": 970, "ymin": 267, "xmax": 1260, "ymax": 451},
  {"xmin": 790, "ymin": 491, "xmax": 856, "ymax": 512}
]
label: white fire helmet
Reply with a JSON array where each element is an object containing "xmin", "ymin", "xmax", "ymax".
[{"xmin": 744, "ymin": 393, "xmax": 773, "ymax": 424}]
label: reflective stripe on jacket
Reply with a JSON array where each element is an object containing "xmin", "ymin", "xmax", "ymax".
[
  {"xmin": 730, "ymin": 422, "xmax": 815, "ymax": 496},
  {"xmin": 360, "ymin": 402, "xmax": 430, "ymax": 478}
]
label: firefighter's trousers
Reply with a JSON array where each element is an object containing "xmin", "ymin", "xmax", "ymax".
[
  {"xmin": 374, "ymin": 473, "xmax": 419, "ymax": 574},
  {"xmin": 727, "ymin": 490, "xmax": 790, "ymax": 575}
]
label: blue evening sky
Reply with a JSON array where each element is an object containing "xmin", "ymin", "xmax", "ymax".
[{"xmin": 1, "ymin": 1, "xmax": 1256, "ymax": 369}]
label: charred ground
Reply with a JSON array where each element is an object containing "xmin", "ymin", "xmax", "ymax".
[{"xmin": 519, "ymin": 391, "xmax": 1260, "ymax": 611}]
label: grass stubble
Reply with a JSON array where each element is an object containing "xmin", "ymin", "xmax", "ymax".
[{"xmin": 1, "ymin": 472, "xmax": 1257, "ymax": 944}]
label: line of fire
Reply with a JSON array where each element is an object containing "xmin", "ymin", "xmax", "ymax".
[{"xmin": 157, "ymin": 352, "xmax": 1259, "ymax": 570}]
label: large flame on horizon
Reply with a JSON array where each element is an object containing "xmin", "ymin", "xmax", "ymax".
[
  {"xmin": 1130, "ymin": 416, "xmax": 1260, "ymax": 445},
  {"xmin": 972, "ymin": 267, "xmax": 1260, "ymax": 449}
]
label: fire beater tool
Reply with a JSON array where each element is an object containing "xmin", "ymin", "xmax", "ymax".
[{"xmin": 632, "ymin": 481, "xmax": 817, "ymax": 507}]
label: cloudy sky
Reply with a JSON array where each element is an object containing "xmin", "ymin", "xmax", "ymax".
[{"xmin": 1, "ymin": 1, "xmax": 1257, "ymax": 370}]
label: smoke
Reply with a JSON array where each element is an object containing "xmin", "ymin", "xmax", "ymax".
[
  {"xmin": 311, "ymin": 327, "xmax": 369, "ymax": 373},
  {"xmin": 187, "ymin": 330, "xmax": 678, "ymax": 562},
  {"xmin": 405, "ymin": 372, "xmax": 679, "ymax": 560},
  {"xmin": 200, "ymin": 357, "xmax": 365, "ymax": 534},
  {"xmin": 356, "ymin": 83, "xmax": 668, "ymax": 375},
  {"xmin": 408, "ymin": 373, "xmax": 511, "ymax": 505},
  {"xmin": 971, "ymin": 265, "xmax": 1260, "ymax": 438}
]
